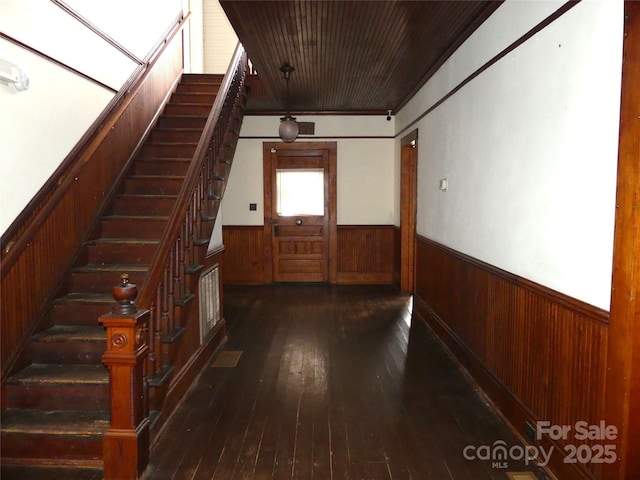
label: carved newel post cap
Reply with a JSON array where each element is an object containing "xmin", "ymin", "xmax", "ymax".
[{"xmin": 112, "ymin": 273, "xmax": 138, "ymax": 314}]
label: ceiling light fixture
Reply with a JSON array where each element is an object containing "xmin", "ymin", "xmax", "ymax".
[{"xmin": 278, "ymin": 63, "xmax": 298, "ymax": 143}]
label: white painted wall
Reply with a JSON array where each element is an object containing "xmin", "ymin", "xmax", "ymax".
[
  {"xmin": 198, "ymin": 0, "xmax": 237, "ymax": 251},
  {"xmin": 61, "ymin": 0, "xmax": 182, "ymax": 61},
  {"xmin": 208, "ymin": 214, "xmax": 224, "ymax": 252},
  {"xmin": 396, "ymin": 0, "xmax": 623, "ymax": 310},
  {"xmin": 221, "ymin": 115, "xmax": 396, "ymax": 226},
  {"xmin": 203, "ymin": 0, "xmax": 237, "ymax": 74},
  {"xmin": 0, "ymin": 0, "xmax": 183, "ymax": 236},
  {"xmin": 184, "ymin": 0, "xmax": 204, "ymax": 73},
  {"xmin": 0, "ymin": 38, "xmax": 114, "ymax": 235}
]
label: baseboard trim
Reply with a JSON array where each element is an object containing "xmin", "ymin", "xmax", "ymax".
[
  {"xmin": 335, "ymin": 272, "xmax": 393, "ymax": 284},
  {"xmin": 413, "ymin": 295, "xmax": 595, "ymax": 480}
]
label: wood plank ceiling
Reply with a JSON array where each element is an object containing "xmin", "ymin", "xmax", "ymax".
[{"xmin": 220, "ymin": 0, "xmax": 503, "ymax": 115}]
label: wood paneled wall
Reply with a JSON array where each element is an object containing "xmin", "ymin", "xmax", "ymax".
[
  {"xmin": 222, "ymin": 226, "xmax": 265, "ymax": 284},
  {"xmin": 222, "ymin": 225, "xmax": 397, "ymax": 285},
  {"xmin": 0, "ymin": 30, "xmax": 185, "ymax": 376},
  {"xmin": 336, "ymin": 225, "xmax": 396, "ymax": 284},
  {"xmin": 414, "ymin": 236, "xmax": 609, "ymax": 480}
]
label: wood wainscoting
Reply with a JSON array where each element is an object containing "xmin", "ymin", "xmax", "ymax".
[
  {"xmin": 414, "ymin": 236, "xmax": 609, "ymax": 480},
  {"xmin": 336, "ymin": 225, "xmax": 397, "ymax": 284},
  {"xmin": 222, "ymin": 226, "xmax": 265, "ymax": 284},
  {"xmin": 1, "ymin": 27, "xmax": 185, "ymax": 378},
  {"xmin": 222, "ymin": 225, "xmax": 398, "ymax": 285}
]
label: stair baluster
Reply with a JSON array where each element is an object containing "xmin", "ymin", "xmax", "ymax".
[{"xmin": 101, "ymin": 45, "xmax": 247, "ymax": 478}]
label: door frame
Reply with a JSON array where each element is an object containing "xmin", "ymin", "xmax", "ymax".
[
  {"xmin": 262, "ymin": 141, "xmax": 338, "ymax": 284},
  {"xmin": 400, "ymin": 130, "xmax": 418, "ymax": 293}
]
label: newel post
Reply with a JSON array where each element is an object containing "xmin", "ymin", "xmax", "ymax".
[{"xmin": 100, "ymin": 273, "xmax": 150, "ymax": 480}]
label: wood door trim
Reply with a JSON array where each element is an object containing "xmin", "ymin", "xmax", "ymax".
[
  {"xmin": 400, "ymin": 130, "xmax": 418, "ymax": 293},
  {"xmin": 262, "ymin": 142, "xmax": 337, "ymax": 284},
  {"xmin": 605, "ymin": 3, "xmax": 640, "ymax": 479}
]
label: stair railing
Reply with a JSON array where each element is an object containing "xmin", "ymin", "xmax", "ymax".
[
  {"xmin": 99, "ymin": 44, "xmax": 247, "ymax": 479},
  {"xmin": 141, "ymin": 44, "xmax": 247, "ymax": 381}
]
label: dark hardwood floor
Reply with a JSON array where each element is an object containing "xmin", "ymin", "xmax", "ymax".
[
  {"xmin": 145, "ymin": 284, "xmax": 549, "ymax": 480},
  {"xmin": 1, "ymin": 284, "xmax": 550, "ymax": 479}
]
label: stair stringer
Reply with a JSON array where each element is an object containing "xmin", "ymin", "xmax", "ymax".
[{"xmin": 0, "ymin": 44, "xmax": 248, "ymax": 478}]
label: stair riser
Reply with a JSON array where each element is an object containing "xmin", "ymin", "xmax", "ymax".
[
  {"xmin": 156, "ymin": 115, "xmax": 207, "ymax": 129},
  {"xmin": 69, "ymin": 271, "xmax": 147, "ymax": 293},
  {"xmin": 109, "ymin": 196, "xmax": 176, "ymax": 216},
  {"xmin": 4, "ymin": 384, "xmax": 109, "ymax": 410},
  {"xmin": 30, "ymin": 340, "xmax": 105, "ymax": 365},
  {"xmin": 99, "ymin": 218, "xmax": 167, "ymax": 239},
  {"xmin": 134, "ymin": 160, "xmax": 190, "ymax": 176},
  {"xmin": 124, "ymin": 177, "xmax": 184, "ymax": 195},
  {"xmin": 170, "ymin": 92, "xmax": 216, "ymax": 105},
  {"xmin": 1, "ymin": 433, "xmax": 103, "ymax": 461},
  {"xmin": 163, "ymin": 104, "xmax": 211, "ymax": 116},
  {"xmin": 141, "ymin": 144, "xmax": 196, "ymax": 158},
  {"xmin": 50, "ymin": 303, "xmax": 114, "ymax": 326},
  {"xmin": 0, "ymin": 73, "xmax": 240, "ymax": 474},
  {"xmin": 149, "ymin": 129, "xmax": 202, "ymax": 143},
  {"xmin": 176, "ymin": 82, "xmax": 221, "ymax": 94},
  {"xmin": 87, "ymin": 242, "xmax": 157, "ymax": 264}
]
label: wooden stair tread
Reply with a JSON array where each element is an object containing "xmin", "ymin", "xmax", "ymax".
[
  {"xmin": 145, "ymin": 141, "xmax": 198, "ymax": 146},
  {"xmin": 172, "ymin": 91, "xmax": 217, "ymax": 94},
  {"xmin": 53, "ymin": 293, "xmax": 114, "ymax": 304},
  {"xmin": 1, "ymin": 465, "xmax": 104, "ymax": 478},
  {"xmin": 7, "ymin": 364, "xmax": 108, "ymax": 386},
  {"xmin": 152, "ymin": 128, "xmax": 203, "ymax": 132},
  {"xmin": 33, "ymin": 325, "xmax": 105, "ymax": 343},
  {"xmin": 158, "ymin": 114, "xmax": 208, "ymax": 120},
  {"xmin": 0, "ymin": 465, "xmax": 104, "ymax": 479},
  {"xmin": 115, "ymin": 193, "xmax": 177, "ymax": 199},
  {"xmin": 102, "ymin": 214, "xmax": 168, "ymax": 220},
  {"xmin": 88, "ymin": 238, "xmax": 160, "ymax": 245},
  {"xmin": 164, "ymin": 103, "xmax": 214, "ymax": 108},
  {"xmin": 135, "ymin": 157, "xmax": 192, "ymax": 162},
  {"xmin": 181, "ymin": 73, "xmax": 223, "ymax": 81},
  {"xmin": 126, "ymin": 174, "xmax": 185, "ymax": 179},
  {"xmin": 1, "ymin": 409, "xmax": 109, "ymax": 435},
  {"xmin": 0, "ymin": 70, "xmax": 245, "ymax": 474},
  {"xmin": 71, "ymin": 264, "xmax": 148, "ymax": 273}
]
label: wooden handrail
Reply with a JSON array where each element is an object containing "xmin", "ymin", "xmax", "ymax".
[
  {"xmin": 1, "ymin": 18, "xmax": 187, "ymax": 378},
  {"xmin": 137, "ymin": 44, "xmax": 247, "ymax": 309},
  {"xmin": 118, "ymin": 44, "xmax": 248, "ymax": 385},
  {"xmin": 0, "ymin": 13, "xmax": 188, "ymax": 271}
]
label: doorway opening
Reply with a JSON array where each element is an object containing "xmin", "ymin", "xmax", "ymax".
[{"xmin": 400, "ymin": 131, "xmax": 418, "ymax": 293}]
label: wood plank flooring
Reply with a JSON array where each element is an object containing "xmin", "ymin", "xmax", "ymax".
[{"xmin": 145, "ymin": 284, "xmax": 550, "ymax": 480}]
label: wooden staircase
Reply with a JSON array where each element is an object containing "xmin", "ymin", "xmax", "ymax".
[{"xmin": 1, "ymin": 72, "xmax": 245, "ymax": 478}]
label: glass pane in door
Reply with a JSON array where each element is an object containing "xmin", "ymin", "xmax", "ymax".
[{"xmin": 276, "ymin": 168, "xmax": 324, "ymax": 216}]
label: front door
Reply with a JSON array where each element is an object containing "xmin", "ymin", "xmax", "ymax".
[{"xmin": 263, "ymin": 142, "xmax": 337, "ymax": 283}]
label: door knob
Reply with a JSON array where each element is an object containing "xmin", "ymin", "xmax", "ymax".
[{"xmin": 295, "ymin": 218, "xmax": 303, "ymax": 225}]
